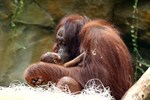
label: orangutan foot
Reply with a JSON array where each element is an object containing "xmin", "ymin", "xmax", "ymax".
[
  {"xmin": 30, "ymin": 76, "xmax": 46, "ymax": 87},
  {"xmin": 56, "ymin": 76, "xmax": 82, "ymax": 94}
]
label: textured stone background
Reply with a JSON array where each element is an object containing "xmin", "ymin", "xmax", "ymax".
[{"xmin": 0, "ymin": 0, "xmax": 150, "ymax": 86}]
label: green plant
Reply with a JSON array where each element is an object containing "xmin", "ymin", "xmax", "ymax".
[
  {"xmin": 131, "ymin": 0, "xmax": 150, "ymax": 81},
  {"xmin": 11, "ymin": 0, "xmax": 24, "ymax": 28},
  {"xmin": 10, "ymin": 0, "xmax": 26, "ymax": 50}
]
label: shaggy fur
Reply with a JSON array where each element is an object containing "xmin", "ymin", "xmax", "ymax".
[{"xmin": 24, "ymin": 20, "xmax": 133, "ymax": 100}]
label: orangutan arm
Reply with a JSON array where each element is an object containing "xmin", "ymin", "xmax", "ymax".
[{"xmin": 64, "ymin": 52, "xmax": 85, "ymax": 67}]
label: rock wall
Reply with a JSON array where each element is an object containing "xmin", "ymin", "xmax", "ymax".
[{"xmin": 0, "ymin": 0, "xmax": 149, "ymax": 86}]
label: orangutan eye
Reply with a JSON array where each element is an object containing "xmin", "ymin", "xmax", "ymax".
[
  {"xmin": 58, "ymin": 32, "xmax": 63, "ymax": 37},
  {"xmin": 57, "ymin": 27, "xmax": 64, "ymax": 37}
]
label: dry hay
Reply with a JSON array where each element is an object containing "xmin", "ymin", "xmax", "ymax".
[{"xmin": 0, "ymin": 79, "xmax": 115, "ymax": 100}]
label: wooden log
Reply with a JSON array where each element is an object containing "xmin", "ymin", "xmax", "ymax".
[{"xmin": 121, "ymin": 67, "xmax": 150, "ymax": 100}]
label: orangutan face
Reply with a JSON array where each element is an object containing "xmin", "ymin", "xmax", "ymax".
[{"xmin": 56, "ymin": 27, "xmax": 70, "ymax": 63}]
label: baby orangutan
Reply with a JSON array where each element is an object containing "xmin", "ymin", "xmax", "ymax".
[
  {"xmin": 41, "ymin": 51, "xmax": 84, "ymax": 67},
  {"xmin": 40, "ymin": 52, "xmax": 61, "ymax": 64}
]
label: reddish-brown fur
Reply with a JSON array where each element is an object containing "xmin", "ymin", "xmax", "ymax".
[
  {"xmin": 41, "ymin": 14, "xmax": 90, "ymax": 64},
  {"xmin": 24, "ymin": 20, "xmax": 133, "ymax": 100}
]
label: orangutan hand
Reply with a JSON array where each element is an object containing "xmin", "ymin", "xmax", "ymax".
[{"xmin": 40, "ymin": 52, "xmax": 61, "ymax": 64}]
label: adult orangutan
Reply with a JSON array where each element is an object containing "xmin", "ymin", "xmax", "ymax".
[
  {"xmin": 40, "ymin": 14, "xmax": 90, "ymax": 64},
  {"xmin": 24, "ymin": 20, "xmax": 133, "ymax": 100}
]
